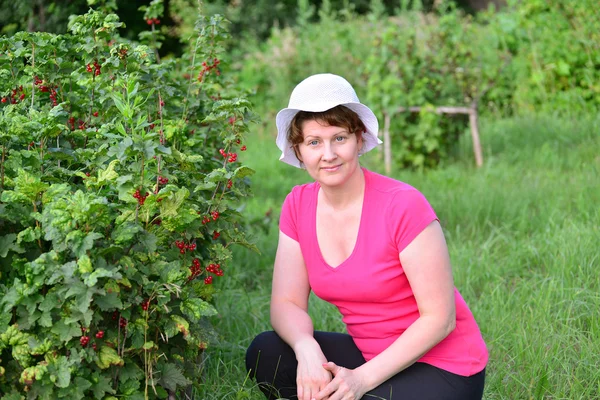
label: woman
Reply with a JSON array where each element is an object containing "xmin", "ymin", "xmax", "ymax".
[{"xmin": 246, "ymin": 73, "xmax": 488, "ymax": 400}]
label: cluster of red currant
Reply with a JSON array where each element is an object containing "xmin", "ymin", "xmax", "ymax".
[
  {"xmin": 33, "ymin": 76, "xmax": 59, "ymax": 107},
  {"xmin": 201, "ymin": 210, "xmax": 220, "ymax": 225},
  {"xmin": 212, "ymin": 231, "xmax": 220, "ymax": 240},
  {"xmin": 175, "ymin": 240, "xmax": 196, "ymax": 254},
  {"xmin": 68, "ymin": 116, "xmax": 87, "ymax": 131},
  {"xmin": 86, "ymin": 60, "xmax": 101, "ymax": 76},
  {"xmin": 206, "ymin": 263, "xmax": 224, "ymax": 277},
  {"xmin": 146, "ymin": 18, "xmax": 161, "ymax": 25},
  {"xmin": 1, "ymin": 86, "xmax": 25, "ymax": 104},
  {"xmin": 79, "ymin": 328, "xmax": 105, "ymax": 350},
  {"xmin": 189, "ymin": 258, "xmax": 203, "ymax": 280},
  {"xmin": 198, "ymin": 58, "xmax": 221, "ymax": 82},
  {"xmin": 141, "ymin": 299, "xmax": 150, "ymax": 311},
  {"xmin": 133, "ymin": 189, "xmax": 149, "ymax": 205},
  {"xmin": 219, "ymin": 148, "xmax": 238, "ymax": 163},
  {"xmin": 158, "ymin": 175, "xmax": 169, "ymax": 185}
]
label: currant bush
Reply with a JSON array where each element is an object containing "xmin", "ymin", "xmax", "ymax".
[{"xmin": 0, "ymin": 3, "xmax": 256, "ymax": 398}]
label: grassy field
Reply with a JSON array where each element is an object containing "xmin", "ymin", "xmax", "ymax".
[{"xmin": 193, "ymin": 114, "xmax": 600, "ymax": 399}]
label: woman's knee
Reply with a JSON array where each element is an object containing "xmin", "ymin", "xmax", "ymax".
[{"xmin": 245, "ymin": 331, "xmax": 286, "ymax": 372}]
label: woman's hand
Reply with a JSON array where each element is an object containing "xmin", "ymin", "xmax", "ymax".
[
  {"xmin": 294, "ymin": 339, "xmax": 332, "ymax": 400},
  {"xmin": 314, "ymin": 362, "xmax": 368, "ymax": 400}
]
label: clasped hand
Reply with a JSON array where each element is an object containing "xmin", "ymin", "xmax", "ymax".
[{"xmin": 311, "ymin": 362, "xmax": 367, "ymax": 400}]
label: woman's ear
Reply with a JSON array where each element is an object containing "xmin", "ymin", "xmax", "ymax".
[
  {"xmin": 356, "ymin": 131, "xmax": 364, "ymax": 151},
  {"xmin": 292, "ymin": 144, "xmax": 303, "ymax": 163}
]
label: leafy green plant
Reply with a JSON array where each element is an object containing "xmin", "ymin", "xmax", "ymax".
[{"xmin": 0, "ymin": 2, "xmax": 255, "ymax": 399}]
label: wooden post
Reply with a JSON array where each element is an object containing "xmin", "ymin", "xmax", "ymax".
[
  {"xmin": 395, "ymin": 105, "xmax": 484, "ymax": 167},
  {"xmin": 468, "ymin": 104, "xmax": 483, "ymax": 167},
  {"xmin": 382, "ymin": 111, "xmax": 392, "ymax": 174}
]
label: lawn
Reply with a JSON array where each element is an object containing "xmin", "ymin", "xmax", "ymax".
[{"xmin": 194, "ymin": 114, "xmax": 600, "ymax": 399}]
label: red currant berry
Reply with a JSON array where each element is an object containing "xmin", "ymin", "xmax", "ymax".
[
  {"xmin": 1, "ymin": 98, "xmax": 6, "ymax": 103},
  {"xmin": 80, "ymin": 336, "xmax": 90, "ymax": 347},
  {"xmin": 227, "ymin": 180, "xmax": 233, "ymax": 189},
  {"xmin": 212, "ymin": 231, "xmax": 220, "ymax": 240},
  {"xmin": 241, "ymin": 145, "xmax": 247, "ymax": 151},
  {"xmin": 204, "ymin": 276, "xmax": 213, "ymax": 284},
  {"xmin": 96, "ymin": 331, "xmax": 104, "ymax": 339},
  {"xmin": 93, "ymin": 111, "xmax": 99, "ymax": 117}
]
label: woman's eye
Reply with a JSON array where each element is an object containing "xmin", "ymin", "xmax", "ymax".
[
  {"xmin": 308, "ymin": 140, "xmax": 319, "ymax": 146},
  {"xmin": 335, "ymin": 136, "xmax": 346, "ymax": 142}
]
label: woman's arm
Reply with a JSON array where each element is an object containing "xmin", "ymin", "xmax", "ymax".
[
  {"xmin": 271, "ymin": 230, "xmax": 332, "ymax": 400},
  {"xmin": 316, "ymin": 220, "xmax": 456, "ymax": 399}
]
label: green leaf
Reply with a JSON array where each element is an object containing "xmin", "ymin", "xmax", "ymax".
[
  {"xmin": 142, "ymin": 341, "xmax": 155, "ymax": 350},
  {"xmin": 78, "ymin": 254, "xmax": 93, "ymax": 274},
  {"xmin": 234, "ymin": 165, "xmax": 255, "ymax": 179},
  {"xmin": 90, "ymin": 372, "xmax": 115, "ymax": 399},
  {"xmin": 157, "ymin": 363, "xmax": 191, "ymax": 392},
  {"xmin": 0, "ymin": 234, "xmax": 21, "ymax": 258},
  {"xmin": 84, "ymin": 268, "xmax": 120, "ymax": 287},
  {"xmin": 16, "ymin": 227, "xmax": 42, "ymax": 244},
  {"xmin": 112, "ymin": 222, "xmax": 142, "ymax": 244},
  {"xmin": 97, "ymin": 159, "xmax": 120, "ymax": 186},
  {"xmin": 50, "ymin": 320, "xmax": 81, "ymax": 342},
  {"xmin": 48, "ymin": 355, "xmax": 71, "ymax": 388},
  {"xmin": 180, "ymin": 297, "xmax": 217, "ymax": 321},
  {"xmin": 164, "ymin": 315, "xmax": 189, "ymax": 338},
  {"xmin": 96, "ymin": 346, "xmax": 124, "ymax": 369},
  {"xmin": 159, "ymin": 187, "xmax": 189, "ymax": 218},
  {"xmin": 94, "ymin": 292, "xmax": 123, "ymax": 311},
  {"xmin": 71, "ymin": 232, "xmax": 103, "ymax": 259}
]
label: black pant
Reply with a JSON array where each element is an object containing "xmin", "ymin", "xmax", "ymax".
[{"xmin": 246, "ymin": 331, "xmax": 485, "ymax": 400}]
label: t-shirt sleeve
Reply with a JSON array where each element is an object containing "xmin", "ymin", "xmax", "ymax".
[
  {"xmin": 279, "ymin": 189, "xmax": 299, "ymax": 241},
  {"xmin": 388, "ymin": 188, "xmax": 439, "ymax": 253}
]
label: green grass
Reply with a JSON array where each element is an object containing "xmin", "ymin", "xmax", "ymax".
[{"xmin": 192, "ymin": 114, "xmax": 600, "ymax": 399}]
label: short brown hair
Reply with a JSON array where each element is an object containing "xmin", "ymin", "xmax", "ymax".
[{"xmin": 287, "ymin": 105, "xmax": 366, "ymax": 161}]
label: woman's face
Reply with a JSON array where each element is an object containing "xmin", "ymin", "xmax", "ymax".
[{"xmin": 296, "ymin": 119, "xmax": 363, "ymax": 188}]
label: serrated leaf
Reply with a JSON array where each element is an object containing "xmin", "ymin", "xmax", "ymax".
[
  {"xmin": 48, "ymin": 355, "xmax": 71, "ymax": 388},
  {"xmin": 90, "ymin": 372, "xmax": 115, "ymax": 399},
  {"xmin": 234, "ymin": 165, "xmax": 255, "ymax": 179},
  {"xmin": 77, "ymin": 254, "xmax": 93, "ymax": 274},
  {"xmin": 180, "ymin": 298, "xmax": 217, "ymax": 321},
  {"xmin": 157, "ymin": 363, "xmax": 191, "ymax": 392},
  {"xmin": 50, "ymin": 320, "xmax": 81, "ymax": 342},
  {"xmin": 72, "ymin": 232, "xmax": 103, "ymax": 259},
  {"xmin": 96, "ymin": 346, "xmax": 124, "ymax": 369},
  {"xmin": 0, "ymin": 234, "xmax": 21, "ymax": 258},
  {"xmin": 84, "ymin": 268, "xmax": 120, "ymax": 287},
  {"xmin": 159, "ymin": 188, "xmax": 189, "ymax": 218},
  {"xmin": 142, "ymin": 341, "xmax": 155, "ymax": 350},
  {"xmin": 165, "ymin": 315, "xmax": 189, "ymax": 338},
  {"xmin": 97, "ymin": 159, "xmax": 119, "ymax": 185},
  {"xmin": 112, "ymin": 222, "xmax": 142, "ymax": 244},
  {"xmin": 94, "ymin": 292, "xmax": 123, "ymax": 311}
]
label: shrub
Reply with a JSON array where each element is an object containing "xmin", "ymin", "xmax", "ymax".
[{"xmin": 0, "ymin": 3, "xmax": 255, "ymax": 399}]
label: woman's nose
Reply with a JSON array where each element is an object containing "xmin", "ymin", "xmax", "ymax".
[{"xmin": 321, "ymin": 143, "xmax": 338, "ymax": 161}]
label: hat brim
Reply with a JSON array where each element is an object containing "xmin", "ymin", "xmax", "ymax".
[{"xmin": 275, "ymin": 102, "xmax": 382, "ymax": 168}]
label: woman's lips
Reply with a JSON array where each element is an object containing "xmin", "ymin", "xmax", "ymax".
[{"xmin": 321, "ymin": 165, "xmax": 341, "ymax": 172}]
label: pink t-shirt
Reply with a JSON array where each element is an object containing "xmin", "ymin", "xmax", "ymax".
[{"xmin": 279, "ymin": 168, "xmax": 488, "ymax": 376}]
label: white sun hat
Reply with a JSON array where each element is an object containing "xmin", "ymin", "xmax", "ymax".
[{"xmin": 275, "ymin": 73, "xmax": 382, "ymax": 168}]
